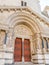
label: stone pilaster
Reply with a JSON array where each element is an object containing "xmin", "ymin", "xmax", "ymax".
[
  {"xmin": 0, "ymin": 30, "xmax": 5, "ymax": 65},
  {"xmin": 5, "ymin": 29, "xmax": 14, "ymax": 64}
]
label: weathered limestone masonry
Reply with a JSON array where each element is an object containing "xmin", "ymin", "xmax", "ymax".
[{"xmin": 0, "ymin": 6, "xmax": 49, "ymax": 65}]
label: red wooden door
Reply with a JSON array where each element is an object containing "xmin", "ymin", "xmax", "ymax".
[
  {"xmin": 14, "ymin": 38, "xmax": 22, "ymax": 62},
  {"xmin": 24, "ymin": 39, "xmax": 31, "ymax": 62}
]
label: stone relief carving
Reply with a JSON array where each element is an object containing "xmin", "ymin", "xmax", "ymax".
[
  {"xmin": 0, "ymin": 30, "xmax": 5, "ymax": 49},
  {"xmin": 14, "ymin": 25, "xmax": 32, "ymax": 36}
]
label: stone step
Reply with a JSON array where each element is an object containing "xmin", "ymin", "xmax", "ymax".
[
  {"xmin": 15, "ymin": 62, "xmax": 33, "ymax": 65},
  {"xmin": 5, "ymin": 62, "xmax": 33, "ymax": 65},
  {"xmin": 5, "ymin": 63, "xmax": 48, "ymax": 65}
]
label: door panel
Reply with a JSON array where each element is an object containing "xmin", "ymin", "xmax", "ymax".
[
  {"xmin": 24, "ymin": 39, "xmax": 31, "ymax": 62},
  {"xmin": 14, "ymin": 38, "xmax": 22, "ymax": 62}
]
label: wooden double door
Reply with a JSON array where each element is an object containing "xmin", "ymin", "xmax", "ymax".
[{"xmin": 14, "ymin": 38, "xmax": 31, "ymax": 62}]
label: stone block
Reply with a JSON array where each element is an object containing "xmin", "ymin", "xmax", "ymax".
[
  {"xmin": 0, "ymin": 52, "xmax": 4, "ymax": 58},
  {"xmin": 44, "ymin": 54, "xmax": 49, "ymax": 59},
  {"xmin": 32, "ymin": 55, "xmax": 38, "ymax": 59},
  {"xmin": 45, "ymin": 60, "xmax": 49, "ymax": 64},
  {"xmin": 38, "ymin": 59, "xmax": 44, "ymax": 64},
  {"xmin": 0, "ymin": 59, "xmax": 5, "ymax": 65},
  {"xmin": 38, "ymin": 54, "xmax": 44, "ymax": 59},
  {"xmin": 4, "ymin": 53, "xmax": 13, "ymax": 59},
  {"xmin": 5, "ymin": 59, "xmax": 13, "ymax": 64}
]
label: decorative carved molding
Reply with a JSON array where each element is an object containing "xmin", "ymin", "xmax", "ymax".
[{"xmin": 0, "ymin": 6, "xmax": 49, "ymax": 26}]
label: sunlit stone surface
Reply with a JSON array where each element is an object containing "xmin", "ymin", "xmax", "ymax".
[{"xmin": 0, "ymin": 0, "xmax": 49, "ymax": 65}]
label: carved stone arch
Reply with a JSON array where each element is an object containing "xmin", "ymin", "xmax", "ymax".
[
  {"xmin": 6, "ymin": 10, "xmax": 44, "ymax": 64},
  {"xmin": 7, "ymin": 11, "xmax": 42, "ymax": 34},
  {"xmin": 13, "ymin": 20, "xmax": 36, "ymax": 34}
]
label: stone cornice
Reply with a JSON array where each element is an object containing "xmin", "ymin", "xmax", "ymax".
[{"xmin": 0, "ymin": 6, "xmax": 49, "ymax": 26}]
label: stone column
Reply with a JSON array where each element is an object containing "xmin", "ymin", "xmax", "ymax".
[
  {"xmin": 46, "ymin": 38, "xmax": 49, "ymax": 51},
  {"xmin": 48, "ymin": 38, "xmax": 49, "ymax": 51},
  {"xmin": 6, "ymin": 28, "xmax": 14, "ymax": 48},
  {"xmin": 36, "ymin": 33, "xmax": 42, "ymax": 53},
  {"xmin": 31, "ymin": 35, "xmax": 37, "ymax": 54},
  {"xmin": 0, "ymin": 30, "xmax": 1, "ymax": 50},
  {"xmin": 4, "ymin": 30, "xmax": 8, "ymax": 50},
  {"xmin": 42, "ymin": 37, "xmax": 47, "ymax": 53}
]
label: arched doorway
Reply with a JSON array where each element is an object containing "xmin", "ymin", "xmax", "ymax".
[
  {"xmin": 7, "ymin": 11, "xmax": 41, "ymax": 65},
  {"xmin": 13, "ymin": 24, "xmax": 33, "ymax": 65}
]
